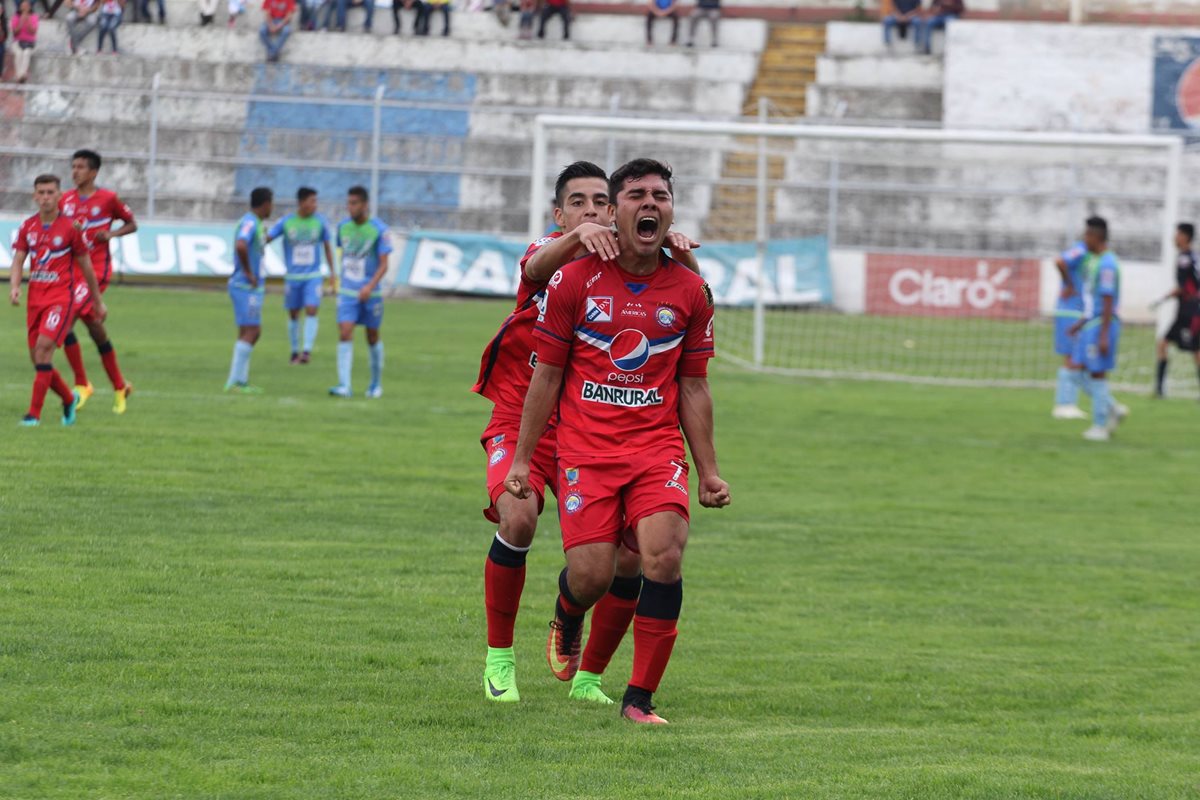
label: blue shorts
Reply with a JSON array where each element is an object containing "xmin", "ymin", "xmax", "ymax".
[
  {"xmin": 337, "ymin": 294, "xmax": 384, "ymax": 328},
  {"xmin": 1072, "ymin": 318, "xmax": 1121, "ymax": 374},
  {"xmin": 1054, "ymin": 313, "xmax": 1082, "ymax": 356},
  {"xmin": 284, "ymin": 278, "xmax": 323, "ymax": 311},
  {"xmin": 230, "ymin": 284, "xmax": 265, "ymax": 327}
]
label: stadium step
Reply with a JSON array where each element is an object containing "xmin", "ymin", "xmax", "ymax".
[{"xmin": 705, "ymin": 22, "xmax": 823, "ymax": 241}]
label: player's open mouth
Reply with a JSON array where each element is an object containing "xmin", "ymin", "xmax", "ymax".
[{"xmin": 636, "ymin": 216, "xmax": 659, "ymax": 241}]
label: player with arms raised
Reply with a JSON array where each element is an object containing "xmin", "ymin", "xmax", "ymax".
[
  {"xmin": 1152, "ymin": 223, "xmax": 1200, "ymax": 398},
  {"xmin": 59, "ymin": 149, "xmax": 137, "ymax": 414},
  {"xmin": 506, "ymin": 159, "xmax": 729, "ymax": 724},
  {"xmin": 9, "ymin": 174, "xmax": 104, "ymax": 427},
  {"xmin": 474, "ymin": 161, "xmax": 702, "ymax": 705}
]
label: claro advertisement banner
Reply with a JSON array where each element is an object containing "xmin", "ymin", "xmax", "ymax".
[{"xmin": 865, "ymin": 253, "xmax": 1042, "ymax": 319}]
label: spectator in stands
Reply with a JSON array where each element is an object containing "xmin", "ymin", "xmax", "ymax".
[
  {"xmin": 64, "ymin": 0, "xmax": 97, "ymax": 54},
  {"xmin": 424, "ymin": 0, "xmax": 447, "ymax": 35},
  {"xmin": 914, "ymin": 0, "xmax": 962, "ymax": 55},
  {"xmin": 297, "ymin": 0, "xmax": 319, "ymax": 28},
  {"xmin": 259, "ymin": 0, "xmax": 293, "ymax": 61},
  {"xmin": 228, "ymin": 0, "xmax": 246, "ymax": 27},
  {"xmin": 37, "ymin": 0, "xmax": 64, "ymax": 19},
  {"xmin": 0, "ymin": 6, "xmax": 7, "ymax": 81},
  {"xmin": 327, "ymin": 0, "xmax": 373, "ymax": 31},
  {"xmin": 392, "ymin": 0, "xmax": 422, "ymax": 33},
  {"xmin": 198, "ymin": 0, "xmax": 218, "ymax": 24},
  {"xmin": 646, "ymin": 0, "xmax": 678, "ymax": 46},
  {"xmin": 685, "ymin": 0, "xmax": 717, "ymax": 47},
  {"xmin": 10, "ymin": 0, "xmax": 36, "ymax": 83},
  {"xmin": 138, "ymin": 0, "xmax": 162, "ymax": 22},
  {"xmin": 515, "ymin": 0, "xmax": 532, "ymax": 39},
  {"xmin": 536, "ymin": 0, "xmax": 567, "ymax": 39},
  {"xmin": 882, "ymin": 0, "xmax": 920, "ymax": 49},
  {"xmin": 96, "ymin": 0, "xmax": 121, "ymax": 52}
]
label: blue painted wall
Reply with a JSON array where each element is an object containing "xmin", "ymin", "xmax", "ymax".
[{"xmin": 234, "ymin": 65, "xmax": 475, "ymax": 213}]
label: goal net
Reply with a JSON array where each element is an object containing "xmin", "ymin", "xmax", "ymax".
[{"xmin": 529, "ymin": 116, "xmax": 1189, "ymax": 394}]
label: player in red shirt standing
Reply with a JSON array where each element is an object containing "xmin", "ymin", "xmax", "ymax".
[
  {"xmin": 59, "ymin": 149, "xmax": 137, "ymax": 414},
  {"xmin": 475, "ymin": 161, "xmax": 702, "ymax": 705},
  {"xmin": 506, "ymin": 159, "xmax": 730, "ymax": 724},
  {"xmin": 9, "ymin": 174, "xmax": 105, "ymax": 427}
]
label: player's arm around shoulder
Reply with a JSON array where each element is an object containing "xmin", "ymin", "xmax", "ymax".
[{"xmin": 524, "ymin": 224, "xmax": 616, "ymax": 282}]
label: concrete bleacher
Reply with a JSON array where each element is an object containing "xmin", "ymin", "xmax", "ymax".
[
  {"xmin": 805, "ymin": 22, "xmax": 942, "ymax": 123},
  {"xmin": 0, "ymin": 13, "xmax": 768, "ymax": 234}
]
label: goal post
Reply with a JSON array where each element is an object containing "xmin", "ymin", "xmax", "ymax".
[{"xmin": 529, "ymin": 114, "xmax": 1185, "ymax": 392}]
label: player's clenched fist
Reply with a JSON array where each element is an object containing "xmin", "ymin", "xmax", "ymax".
[
  {"xmin": 505, "ymin": 461, "xmax": 532, "ymax": 500},
  {"xmin": 698, "ymin": 475, "xmax": 731, "ymax": 509},
  {"xmin": 575, "ymin": 222, "xmax": 619, "ymax": 262},
  {"xmin": 9, "ymin": 286, "xmax": 20, "ymax": 306}
]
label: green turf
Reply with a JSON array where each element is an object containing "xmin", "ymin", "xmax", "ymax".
[{"xmin": 1, "ymin": 287, "xmax": 1197, "ymax": 799}]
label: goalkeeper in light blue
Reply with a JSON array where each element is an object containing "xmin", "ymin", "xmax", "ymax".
[
  {"xmin": 1068, "ymin": 216, "xmax": 1128, "ymax": 442},
  {"xmin": 266, "ymin": 187, "xmax": 334, "ymax": 365},
  {"xmin": 330, "ymin": 185, "xmax": 392, "ymax": 399},
  {"xmin": 1050, "ymin": 235, "xmax": 1088, "ymax": 419}
]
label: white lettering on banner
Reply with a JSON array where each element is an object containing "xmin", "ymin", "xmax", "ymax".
[
  {"xmin": 723, "ymin": 258, "xmax": 780, "ymax": 306},
  {"xmin": 457, "ymin": 248, "xmax": 511, "ymax": 295},
  {"xmin": 409, "ymin": 239, "xmax": 465, "ymax": 290},
  {"xmin": 581, "ymin": 380, "xmax": 663, "ymax": 407},
  {"xmin": 121, "ymin": 234, "xmax": 178, "ymax": 274},
  {"xmin": 177, "ymin": 235, "xmax": 231, "ymax": 276},
  {"xmin": 776, "ymin": 255, "xmax": 825, "ymax": 304},
  {"xmin": 887, "ymin": 262, "xmax": 1014, "ymax": 310}
]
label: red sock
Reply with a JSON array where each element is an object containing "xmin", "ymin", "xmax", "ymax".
[
  {"xmin": 484, "ymin": 534, "xmax": 528, "ymax": 649},
  {"xmin": 99, "ymin": 342, "xmax": 126, "ymax": 391},
  {"xmin": 629, "ymin": 615, "xmax": 678, "ymax": 693},
  {"xmin": 28, "ymin": 366, "xmax": 53, "ymax": 418},
  {"xmin": 49, "ymin": 369, "xmax": 74, "ymax": 403},
  {"xmin": 63, "ymin": 336, "xmax": 88, "ymax": 386},
  {"xmin": 581, "ymin": 593, "xmax": 637, "ymax": 674}
]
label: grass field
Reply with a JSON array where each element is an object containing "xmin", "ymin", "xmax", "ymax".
[{"xmin": 1, "ymin": 286, "xmax": 1198, "ymax": 799}]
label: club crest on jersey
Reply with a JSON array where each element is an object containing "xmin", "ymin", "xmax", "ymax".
[
  {"xmin": 63, "ymin": 204, "xmax": 75, "ymax": 216},
  {"xmin": 655, "ymin": 307, "xmax": 676, "ymax": 328},
  {"xmin": 564, "ymin": 467, "xmax": 580, "ymax": 486},
  {"xmin": 609, "ymin": 329, "xmax": 650, "ymax": 371},
  {"xmin": 701, "ymin": 283, "xmax": 714, "ymax": 307},
  {"xmin": 586, "ymin": 296, "xmax": 613, "ymax": 324},
  {"xmin": 549, "ymin": 270, "xmax": 564, "ymax": 288},
  {"xmin": 564, "ymin": 493, "xmax": 584, "ymax": 514},
  {"xmin": 489, "ymin": 447, "xmax": 507, "ymax": 467},
  {"xmin": 90, "ymin": 206, "xmax": 101, "ymax": 217},
  {"xmin": 52, "ymin": 236, "xmax": 62, "ymax": 247}
]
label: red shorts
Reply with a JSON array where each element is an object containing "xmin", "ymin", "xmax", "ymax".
[
  {"xmin": 482, "ymin": 415, "xmax": 559, "ymax": 525},
  {"xmin": 556, "ymin": 451, "xmax": 690, "ymax": 552},
  {"xmin": 26, "ymin": 301, "xmax": 77, "ymax": 349}
]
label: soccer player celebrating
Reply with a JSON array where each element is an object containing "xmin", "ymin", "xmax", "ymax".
[
  {"xmin": 1068, "ymin": 216, "xmax": 1124, "ymax": 442},
  {"xmin": 9, "ymin": 174, "xmax": 104, "ymax": 427},
  {"xmin": 266, "ymin": 187, "xmax": 335, "ymax": 365},
  {"xmin": 506, "ymin": 158, "xmax": 730, "ymax": 724},
  {"xmin": 1050, "ymin": 234, "xmax": 1088, "ymax": 419},
  {"xmin": 475, "ymin": 161, "xmax": 703, "ymax": 705},
  {"xmin": 225, "ymin": 186, "xmax": 273, "ymax": 394},
  {"xmin": 59, "ymin": 149, "xmax": 138, "ymax": 414},
  {"xmin": 329, "ymin": 186, "xmax": 392, "ymax": 399},
  {"xmin": 1152, "ymin": 223, "xmax": 1199, "ymax": 398}
]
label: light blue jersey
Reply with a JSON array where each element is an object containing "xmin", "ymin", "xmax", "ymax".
[
  {"xmin": 268, "ymin": 212, "xmax": 331, "ymax": 281},
  {"xmin": 1057, "ymin": 241, "xmax": 1087, "ymax": 314},
  {"xmin": 1083, "ymin": 251, "xmax": 1120, "ymax": 322},
  {"xmin": 230, "ymin": 212, "xmax": 267, "ymax": 291},
  {"xmin": 335, "ymin": 216, "xmax": 393, "ymax": 299}
]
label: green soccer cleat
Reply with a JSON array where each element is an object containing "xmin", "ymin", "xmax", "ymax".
[
  {"xmin": 224, "ymin": 382, "xmax": 263, "ymax": 395},
  {"xmin": 483, "ymin": 647, "xmax": 520, "ymax": 703},
  {"xmin": 568, "ymin": 670, "xmax": 615, "ymax": 705},
  {"xmin": 62, "ymin": 391, "xmax": 80, "ymax": 427}
]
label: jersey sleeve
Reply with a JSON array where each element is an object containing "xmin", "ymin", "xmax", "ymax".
[
  {"xmin": 374, "ymin": 221, "xmax": 394, "ymax": 256},
  {"xmin": 520, "ymin": 233, "xmax": 561, "ymax": 270},
  {"xmin": 111, "ymin": 194, "xmax": 136, "ymax": 224},
  {"xmin": 1061, "ymin": 243, "xmax": 1086, "ymax": 268},
  {"xmin": 13, "ymin": 220, "xmax": 30, "ymax": 255},
  {"xmin": 236, "ymin": 217, "xmax": 257, "ymax": 245},
  {"xmin": 1097, "ymin": 255, "xmax": 1118, "ymax": 297},
  {"xmin": 267, "ymin": 217, "xmax": 286, "ymax": 240},
  {"xmin": 533, "ymin": 267, "xmax": 581, "ymax": 368},
  {"xmin": 71, "ymin": 226, "xmax": 89, "ymax": 257},
  {"xmin": 680, "ymin": 281, "xmax": 716, "ymax": 378}
]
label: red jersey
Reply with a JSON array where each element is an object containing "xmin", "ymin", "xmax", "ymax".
[
  {"xmin": 534, "ymin": 252, "xmax": 715, "ymax": 458},
  {"xmin": 471, "ymin": 232, "xmax": 562, "ymax": 422},
  {"xmin": 59, "ymin": 187, "xmax": 135, "ymax": 286},
  {"xmin": 15, "ymin": 213, "xmax": 89, "ymax": 307}
]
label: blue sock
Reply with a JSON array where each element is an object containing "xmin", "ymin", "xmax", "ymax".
[
  {"xmin": 233, "ymin": 340, "xmax": 253, "ymax": 385},
  {"xmin": 303, "ymin": 316, "xmax": 319, "ymax": 352},
  {"xmin": 1055, "ymin": 366, "xmax": 1078, "ymax": 406},
  {"xmin": 288, "ymin": 318, "xmax": 300, "ymax": 354},
  {"xmin": 337, "ymin": 341, "xmax": 353, "ymax": 389},
  {"xmin": 1090, "ymin": 377, "xmax": 1111, "ymax": 428},
  {"xmin": 369, "ymin": 341, "xmax": 384, "ymax": 390}
]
